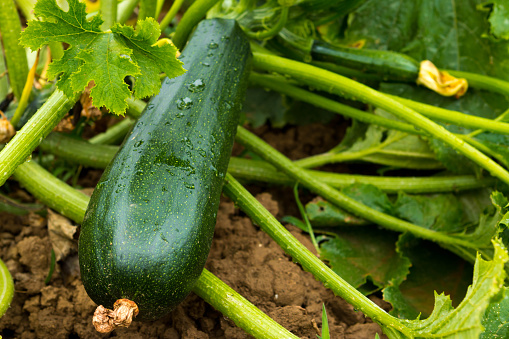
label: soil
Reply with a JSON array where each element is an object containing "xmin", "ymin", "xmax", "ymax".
[{"xmin": 0, "ymin": 120, "xmax": 390, "ymax": 338}]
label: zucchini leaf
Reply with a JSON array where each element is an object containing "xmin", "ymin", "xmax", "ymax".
[
  {"xmin": 336, "ymin": 120, "xmax": 442, "ymax": 170},
  {"xmin": 480, "ymin": 286, "xmax": 509, "ymax": 338},
  {"xmin": 383, "ymin": 240, "xmax": 507, "ymax": 339},
  {"xmin": 318, "ymin": 226, "xmax": 411, "ymax": 293},
  {"xmin": 20, "ymin": 0, "xmax": 185, "ymax": 115},
  {"xmin": 384, "ymin": 234, "xmax": 473, "ymax": 320},
  {"xmin": 479, "ymin": 0, "xmax": 509, "ymax": 40}
]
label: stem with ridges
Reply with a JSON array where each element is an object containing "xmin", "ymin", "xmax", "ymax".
[
  {"xmin": 235, "ymin": 126, "xmax": 478, "ymax": 249},
  {"xmin": 13, "ymin": 161, "xmax": 89, "ymax": 224},
  {"xmin": 194, "ymin": 269, "xmax": 300, "ymax": 339},
  {"xmin": 100, "ymin": 0, "xmax": 118, "ymax": 30},
  {"xmin": 0, "ymin": 0, "xmax": 29, "ymax": 101},
  {"xmin": 222, "ymin": 173, "xmax": 412, "ymax": 337},
  {"xmin": 38, "ymin": 132, "xmax": 496, "ymax": 194},
  {"xmin": 171, "ymin": 0, "xmax": 222, "ymax": 50},
  {"xmin": 0, "ymin": 256, "xmax": 14, "ymax": 318},
  {"xmin": 0, "ymin": 90, "xmax": 77, "ymax": 187},
  {"xmin": 159, "ymin": 0, "xmax": 186, "ymax": 33},
  {"xmin": 138, "ymin": 0, "xmax": 157, "ymax": 21},
  {"xmin": 89, "ymin": 118, "xmax": 135, "ymax": 145},
  {"xmin": 252, "ymin": 53, "xmax": 509, "ymax": 186},
  {"xmin": 117, "ymin": 0, "xmax": 140, "ymax": 24}
]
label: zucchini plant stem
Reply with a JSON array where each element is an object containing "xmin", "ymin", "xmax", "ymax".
[
  {"xmin": 0, "ymin": 0, "xmax": 29, "ymax": 101},
  {"xmin": 100, "ymin": 0, "xmax": 118, "ymax": 30},
  {"xmin": 193, "ymin": 269, "xmax": 300, "ymax": 339},
  {"xmin": 387, "ymin": 94, "xmax": 509, "ymax": 135},
  {"xmin": 88, "ymin": 118, "xmax": 135, "ymax": 145},
  {"xmin": 0, "ymin": 90, "xmax": 77, "ymax": 187},
  {"xmin": 159, "ymin": 0, "xmax": 186, "ymax": 33},
  {"xmin": 0, "ymin": 256, "xmax": 14, "ymax": 318},
  {"xmin": 244, "ymin": 6, "xmax": 289, "ymax": 40},
  {"xmin": 13, "ymin": 161, "xmax": 299, "ymax": 339},
  {"xmin": 171, "ymin": 0, "xmax": 222, "ymax": 49},
  {"xmin": 222, "ymin": 173, "xmax": 413, "ymax": 337},
  {"xmin": 117, "ymin": 0, "xmax": 141, "ymax": 24},
  {"xmin": 37, "ymin": 132, "xmax": 494, "ymax": 194},
  {"xmin": 447, "ymin": 69, "xmax": 509, "ymax": 98},
  {"xmin": 252, "ymin": 53, "xmax": 509, "ymax": 186},
  {"xmin": 250, "ymin": 72, "xmax": 509, "ymax": 143},
  {"xmin": 234, "ymin": 126, "xmax": 478, "ymax": 250},
  {"xmin": 250, "ymin": 73, "xmax": 509, "ymax": 170}
]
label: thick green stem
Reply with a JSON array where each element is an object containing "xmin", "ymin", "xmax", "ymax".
[
  {"xmin": 138, "ymin": 0, "xmax": 157, "ymax": 20},
  {"xmin": 117, "ymin": 0, "xmax": 140, "ymax": 24},
  {"xmin": 100, "ymin": 0, "xmax": 118, "ymax": 30},
  {"xmin": 387, "ymin": 94, "xmax": 509, "ymax": 135},
  {"xmin": 222, "ymin": 173, "xmax": 412, "ymax": 337},
  {"xmin": 0, "ymin": 90, "xmax": 77, "ymax": 187},
  {"xmin": 13, "ymin": 161, "xmax": 89, "ymax": 224},
  {"xmin": 252, "ymin": 53, "xmax": 509, "ymax": 186},
  {"xmin": 194, "ymin": 269, "xmax": 300, "ymax": 339},
  {"xmin": 38, "ymin": 132, "xmax": 494, "ymax": 194},
  {"xmin": 235, "ymin": 126, "xmax": 477, "ymax": 249},
  {"xmin": 0, "ymin": 35, "xmax": 9, "ymax": 100},
  {"xmin": 250, "ymin": 73, "xmax": 419, "ymax": 134},
  {"xmin": 39, "ymin": 133, "xmax": 119, "ymax": 169},
  {"xmin": 0, "ymin": 256, "xmax": 14, "ymax": 318},
  {"xmin": 447, "ymin": 69, "xmax": 509, "ymax": 98},
  {"xmin": 13, "ymin": 161, "xmax": 298, "ymax": 339},
  {"xmin": 171, "ymin": 0, "xmax": 222, "ymax": 50},
  {"xmin": 159, "ymin": 0, "xmax": 186, "ymax": 33},
  {"xmin": 0, "ymin": 0, "xmax": 29, "ymax": 101},
  {"xmin": 228, "ymin": 158, "xmax": 495, "ymax": 193},
  {"xmin": 88, "ymin": 118, "xmax": 134, "ymax": 145}
]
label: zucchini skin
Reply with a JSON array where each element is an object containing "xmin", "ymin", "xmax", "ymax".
[
  {"xmin": 311, "ymin": 41, "xmax": 420, "ymax": 81},
  {"xmin": 79, "ymin": 19, "xmax": 251, "ymax": 321}
]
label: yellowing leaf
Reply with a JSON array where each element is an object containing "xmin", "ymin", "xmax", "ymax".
[{"xmin": 20, "ymin": 0, "xmax": 185, "ymax": 114}]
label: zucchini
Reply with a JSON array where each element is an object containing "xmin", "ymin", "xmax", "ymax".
[
  {"xmin": 311, "ymin": 40, "xmax": 420, "ymax": 81},
  {"xmin": 79, "ymin": 18, "xmax": 251, "ymax": 321}
]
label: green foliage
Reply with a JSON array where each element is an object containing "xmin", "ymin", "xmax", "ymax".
[
  {"xmin": 480, "ymin": 0, "xmax": 509, "ymax": 40},
  {"xmin": 20, "ymin": 0, "xmax": 185, "ymax": 114},
  {"xmin": 384, "ymin": 240, "xmax": 507, "ymax": 339},
  {"xmin": 480, "ymin": 286, "xmax": 509, "ymax": 338},
  {"xmin": 319, "ymin": 226, "xmax": 411, "ymax": 292},
  {"xmin": 384, "ymin": 235, "xmax": 473, "ymax": 319}
]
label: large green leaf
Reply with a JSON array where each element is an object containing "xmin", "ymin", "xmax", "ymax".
[
  {"xmin": 384, "ymin": 240, "xmax": 508, "ymax": 339},
  {"xmin": 319, "ymin": 226, "xmax": 411, "ymax": 291},
  {"xmin": 383, "ymin": 234, "xmax": 473, "ymax": 320},
  {"xmin": 344, "ymin": 0, "xmax": 509, "ymax": 78},
  {"xmin": 20, "ymin": 0, "xmax": 185, "ymax": 114},
  {"xmin": 480, "ymin": 286, "xmax": 509, "ymax": 338},
  {"xmin": 393, "ymin": 192, "xmax": 465, "ymax": 233}
]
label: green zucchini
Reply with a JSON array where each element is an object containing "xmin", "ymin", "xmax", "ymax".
[
  {"xmin": 79, "ymin": 18, "xmax": 251, "ymax": 321},
  {"xmin": 311, "ymin": 40, "xmax": 420, "ymax": 81}
]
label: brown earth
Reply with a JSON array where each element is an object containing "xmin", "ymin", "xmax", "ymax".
[{"xmin": 0, "ymin": 120, "xmax": 390, "ymax": 338}]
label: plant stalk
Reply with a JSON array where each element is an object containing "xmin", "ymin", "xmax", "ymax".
[
  {"xmin": 0, "ymin": 0, "xmax": 29, "ymax": 101},
  {"xmin": 222, "ymin": 173, "xmax": 412, "ymax": 337},
  {"xmin": 0, "ymin": 256, "xmax": 14, "ymax": 318},
  {"xmin": 37, "ymin": 132, "xmax": 494, "ymax": 193},
  {"xmin": 100, "ymin": 0, "xmax": 118, "ymax": 30},
  {"xmin": 171, "ymin": 0, "xmax": 222, "ymax": 49},
  {"xmin": 159, "ymin": 0, "xmax": 186, "ymax": 33},
  {"xmin": 194, "ymin": 269, "xmax": 300, "ymax": 339},
  {"xmin": 235, "ymin": 126, "xmax": 478, "ymax": 249},
  {"xmin": 252, "ymin": 53, "xmax": 509, "ymax": 186},
  {"xmin": 0, "ymin": 90, "xmax": 77, "ymax": 187}
]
